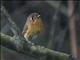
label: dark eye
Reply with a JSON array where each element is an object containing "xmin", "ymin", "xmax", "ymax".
[
  {"xmin": 32, "ymin": 16, "xmax": 33, "ymax": 20},
  {"xmin": 32, "ymin": 16, "xmax": 35, "ymax": 22}
]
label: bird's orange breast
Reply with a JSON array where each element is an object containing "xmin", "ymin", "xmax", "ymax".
[{"xmin": 26, "ymin": 18, "xmax": 44, "ymax": 38}]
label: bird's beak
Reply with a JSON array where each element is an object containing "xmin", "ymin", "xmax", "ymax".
[{"xmin": 37, "ymin": 15, "xmax": 40, "ymax": 17}]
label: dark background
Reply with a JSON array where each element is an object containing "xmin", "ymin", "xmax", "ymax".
[{"xmin": 1, "ymin": 1, "xmax": 80, "ymax": 60}]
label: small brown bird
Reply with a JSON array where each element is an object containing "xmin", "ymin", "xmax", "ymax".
[{"xmin": 22, "ymin": 13, "xmax": 44, "ymax": 41}]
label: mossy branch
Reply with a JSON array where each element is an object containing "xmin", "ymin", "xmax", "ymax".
[{"xmin": 0, "ymin": 33, "xmax": 71, "ymax": 60}]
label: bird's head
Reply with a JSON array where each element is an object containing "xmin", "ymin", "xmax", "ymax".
[{"xmin": 28, "ymin": 13, "xmax": 41, "ymax": 22}]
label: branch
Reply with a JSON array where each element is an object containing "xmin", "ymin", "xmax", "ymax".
[
  {"xmin": 1, "ymin": 5, "xmax": 20, "ymax": 35},
  {"xmin": 1, "ymin": 5, "xmax": 32, "ymax": 45},
  {"xmin": 0, "ymin": 33, "xmax": 71, "ymax": 60},
  {"xmin": 68, "ymin": 0, "xmax": 78, "ymax": 58}
]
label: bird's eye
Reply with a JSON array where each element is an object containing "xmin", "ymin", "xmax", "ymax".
[
  {"xmin": 31, "ymin": 16, "xmax": 35, "ymax": 22},
  {"xmin": 32, "ymin": 16, "xmax": 33, "ymax": 20}
]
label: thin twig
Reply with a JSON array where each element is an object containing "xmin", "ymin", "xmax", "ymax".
[
  {"xmin": 1, "ymin": 5, "xmax": 33, "ymax": 45},
  {"xmin": 68, "ymin": 0, "xmax": 78, "ymax": 58},
  {"xmin": 1, "ymin": 5, "xmax": 20, "ymax": 35}
]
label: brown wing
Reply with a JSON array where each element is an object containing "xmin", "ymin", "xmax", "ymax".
[
  {"xmin": 22, "ymin": 15, "xmax": 32, "ymax": 35},
  {"xmin": 22, "ymin": 21, "xmax": 28, "ymax": 35}
]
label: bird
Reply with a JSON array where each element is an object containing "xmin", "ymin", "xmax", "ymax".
[{"xmin": 22, "ymin": 13, "xmax": 44, "ymax": 42}]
